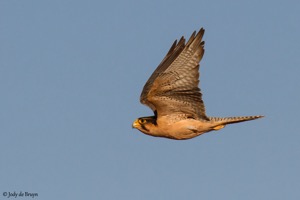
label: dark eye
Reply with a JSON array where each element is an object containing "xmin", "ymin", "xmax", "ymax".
[{"xmin": 138, "ymin": 118, "xmax": 146, "ymax": 124}]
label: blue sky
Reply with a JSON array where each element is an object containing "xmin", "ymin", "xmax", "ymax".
[{"xmin": 1, "ymin": 0, "xmax": 299, "ymax": 199}]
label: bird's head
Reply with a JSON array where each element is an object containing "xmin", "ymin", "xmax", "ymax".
[{"xmin": 132, "ymin": 116, "xmax": 157, "ymax": 135}]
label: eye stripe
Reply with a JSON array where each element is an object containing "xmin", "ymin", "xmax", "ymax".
[{"xmin": 139, "ymin": 116, "xmax": 157, "ymax": 126}]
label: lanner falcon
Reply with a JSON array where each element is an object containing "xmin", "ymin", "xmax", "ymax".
[{"xmin": 132, "ymin": 28, "xmax": 263, "ymax": 140}]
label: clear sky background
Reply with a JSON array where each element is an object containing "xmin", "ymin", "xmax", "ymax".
[{"xmin": 1, "ymin": 0, "xmax": 299, "ymax": 199}]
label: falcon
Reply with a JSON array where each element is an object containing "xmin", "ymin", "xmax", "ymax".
[{"xmin": 132, "ymin": 28, "xmax": 263, "ymax": 140}]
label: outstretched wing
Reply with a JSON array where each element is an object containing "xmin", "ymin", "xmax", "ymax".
[{"xmin": 140, "ymin": 28, "xmax": 208, "ymax": 120}]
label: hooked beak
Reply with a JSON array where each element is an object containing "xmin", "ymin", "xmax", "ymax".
[{"xmin": 132, "ymin": 119, "xmax": 140, "ymax": 129}]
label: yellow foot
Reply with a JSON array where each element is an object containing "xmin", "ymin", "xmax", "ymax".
[{"xmin": 213, "ymin": 125, "xmax": 225, "ymax": 130}]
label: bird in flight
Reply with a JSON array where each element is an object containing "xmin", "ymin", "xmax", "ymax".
[{"xmin": 132, "ymin": 28, "xmax": 263, "ymax": 140}]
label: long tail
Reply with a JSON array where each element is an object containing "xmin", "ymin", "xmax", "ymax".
[{"xmin": 208, "ymin": 115, "xmax": 264, "ymax": 130}]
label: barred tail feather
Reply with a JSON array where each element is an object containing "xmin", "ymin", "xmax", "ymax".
[{"xmin": 209, "ymin": 115, "xmax": 264, "ymax": 125}]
